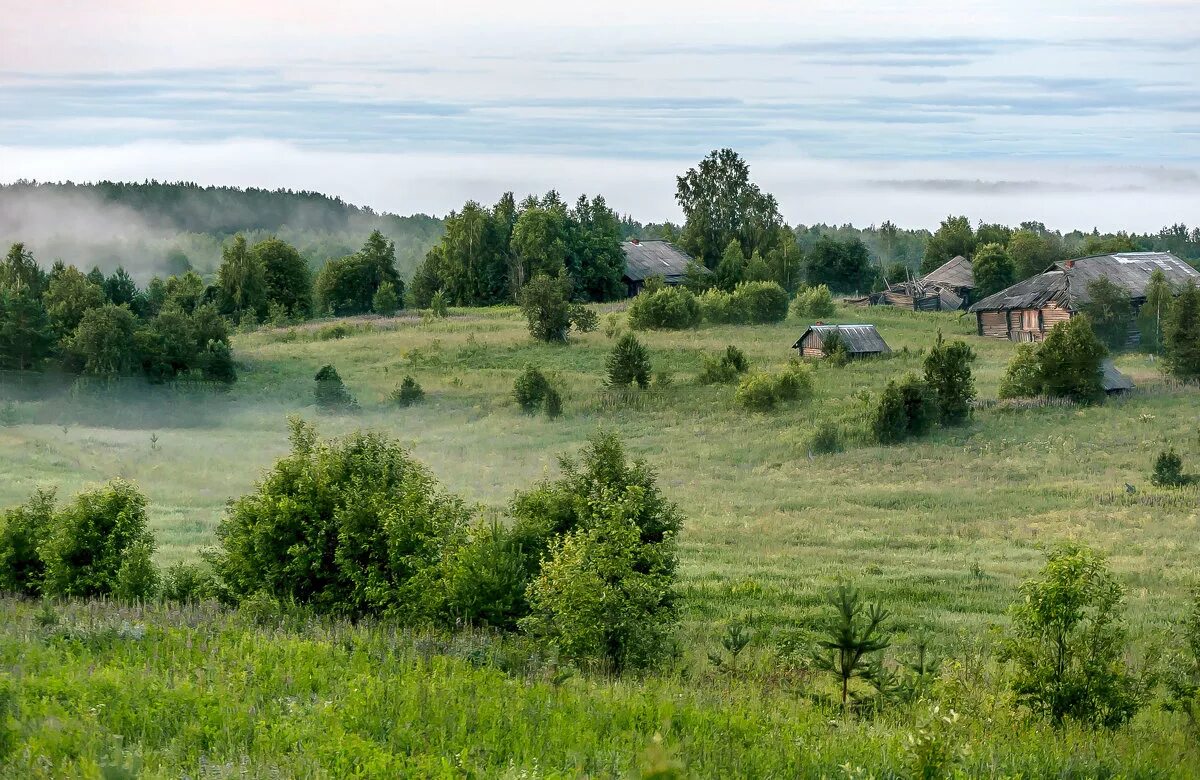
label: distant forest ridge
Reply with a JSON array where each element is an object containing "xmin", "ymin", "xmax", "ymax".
[{"xmin": 1, "ymin": 180, "xmax": 1196, "ymax": 282}]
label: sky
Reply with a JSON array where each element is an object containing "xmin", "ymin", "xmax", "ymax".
[{"xmin": 1, "ymin": 1, "xmax": 1198, "ymax": 231}]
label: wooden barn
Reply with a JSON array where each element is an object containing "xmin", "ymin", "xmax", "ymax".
[
  {"xmin": 969, "ymin": 251, "xmax": 1199, "ymax": 343},
  {"xmin": 793, "ymin": 324, "xmax": 891, "ymax": 358},
  {"xmin": 851, "ymin": 255, "xmax": 973, "ymax": 311},
  {"xmin": 621, "ymin": 239, "xmax": 705, "ymax": 297}
]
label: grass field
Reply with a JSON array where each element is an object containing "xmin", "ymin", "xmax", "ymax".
[{"xmin": 2, "ymin": 303, "xmax": 1200, "ymax": 776}]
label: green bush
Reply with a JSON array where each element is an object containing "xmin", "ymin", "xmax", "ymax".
[
  {"xmin": 607, "ymin": 333, "xmax": 651, "ymax": 388},
  {"xmin": 514, "ymin": 364, "xmax": 551, "ymax": 412},
  {"xmin": 0, "ymin": 489, "xmax": 55, "ymax": 596},
  {"xmin": 1002, "ymin": 543, "xmax": 1143, "ymax": 728},
  {"xmin": 41, "ymin": 479, "xmax": 153, "ymax": 598},
  {"xmin": 440, "ymin": 521, "xmax": 533, "ymax": 630},
  {"xmin": 735, "ymin": 364, "xmax": 812, "ymax": 412},
  {"xmin": 114, "ymin": 540, "xmax": 160, "ymax": 602},
  {"xmin": 732, "ymin": 281, "xmax": 789, "ymax": 324},
  {"xmin": 1165, "ymin": 281, "xmax": 1200, "ymax": 381},
  {"xmin": 698, "ymin": 289, "xmax": 743, "ymax": 324},
  {"xmin": 873, "ymin": 375, "xmax": 934, "ymax": 444},
  {"xmin": 543, "ymin": 386, "xmax": 563, "ymax": 418},
  {"xmin": 161, "ymin": 561, "xmax": 217, "ymax": 604},
  {"xmin": 1038, "ymin": 316, "xmax": 1107, "ymax": 403},
  {"xmin": 924, "ymin": 333, "xmax": 976, "ymax": 425},
  {"xmin": 628, "ymin": 286, "xmax": 701, "ymax": 330},
  {"xmin": 314, "ymin": 364, "xmax": 358, "ymax": 411},
  {"xmin": 791, "ymin": 284, "xmax": 836, "ymax": 319},
  {"xmin": 371, "ymin": 280, "xmax": 400, "ymax": 316},
  {"xmin": 774, "ymin": 362, "xmax": 813, "ymax": 403},
  {"xmin": 391, "ymin": 375, "xmax": 424, "ymax": 407},
  {"xmin": 1152, "ymin": 449, "xmax": 1188, "ymax": 487},
  {"xmin": 430, "ymin": 290, "xmax": 449, "ymax": 318},
  {"xmin": 821, "ymin": 327, "xmax": 850, "ymax": 366},
  {"xmin": 698, "ymin": 345, "xmax": 749, "ymax": 384},
  {"xmin": 209, "ymin": 418, "xmax": 471, "ymax": 619},
  {"xmin": 998, "ymin": 343, "xmax": 1041, "ymax": 399},
  {"xmin": 808, "ymin": 422, "xmax": 844, "ymax": 455}
]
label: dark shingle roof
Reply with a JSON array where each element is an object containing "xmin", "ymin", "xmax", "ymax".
[
  {"xmin": 969, "ymin": 251, "xmax": 1198, "ymax": 312},
  {"xmin": 920, "ymin": 255, "xmax": 973, "ymax": 290},
  {"xmin": 1102, "ymin": 361, "xmax": 1135, "ymax": 393},
  {"xmin": 792, "ymin": 324, "xmax": 891, "ymax": 354},
  {"xmin": 621, "ymin": 240, "xmax": 699, "ymax": 282}
]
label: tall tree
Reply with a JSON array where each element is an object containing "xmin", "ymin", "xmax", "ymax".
[
  {"xmin": 1138, "ymin": 269, "xmax": 1173, "ymax": 354},
  {"xmin": 1081, "ymin": 276, "xmax": 1133, "ymax": 351},
  {"xmin": 805, "ymin": 236, "xmax": 875, "ymax": 293},
  {"xmin": 675, "ymin": 148, "xmax": 782, "ymax": 267},
  {"xmin": 0, "ymin": 243, "xmax": 45, "ymax": 295},
  {"xmin": 251, "ymin": 237, "xmax": 312, "ymax": 318},
  {"xmin": 217, "ymin": 234, "xmax": 268, "ymax": 322},
  {"xmin": 42, "ymin": 266, "xmax": 106, "ymax": 338},
  {"xmin": 971, "ymin": 243, "xmax": 1015, "ymax": 298},
  {"xmin": 1165, "ymin": 281, "xmax": 1200, "ymax": 381},
  {"xmin": 715, "ymin": 239, "xmax": 746, "ymax": 291},
  {"xmin": 1007, "ymin": 228, "xmax": 1063, "ymax": 280},
  {"xmin": 921, "ymin": 215, "xmax": 976, "ymax": 274},
  {"xmin": 568, "ymin": 194, "xmax": 625, "ymax": 302},
  {"xmin": 0, "ymin": 288, "xmax": 54, "ymax": 370}
]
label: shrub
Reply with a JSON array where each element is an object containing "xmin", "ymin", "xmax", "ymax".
[
  {"xmin": 809, "ymin": 422, "xmax": 844, "ymax": 455},
  {"xmin": 732, "ymin": 281, "xmax": 789, "ymax": 324},
  {"xmin": 209, "ymin": 418, "xmax": 471, "ymax": 619},
  {"xmin": 543, "ymin": 386, "xmax": 563, "ymax": 418},
  {"xmin": 201, "ymin": 341, "xmax": 237, "ymax": 384},
  {"xmin": 0, "ymin": 489, "xmax": 55, "ymax": 596},
  {"xmin": 1081, "ymin": 276, "xmax": 1132, "ymax": 351},
  {"xmin": 515, "ymin": 432, "xmax": 682, "ymax": 671},
  {"xmin": 821, "ymin": 327, "xmax": 850, "ymax": 366},
  {"xmin": 773, "ymin": 362, "xmax": 813, "ymax": 403},
  {"xmin": 873, "ymin": 375, "xmax": 934, "ymax": 444},
  {"xmin": 1037, "ymin": 316, "xmax": 1107, "ymax": 403},
  {"xmin": 371, "ymin": 280, "xmax": 400, "ymax": 316},
  {"xmin": 698, "ymin": 288, "xmax": 743, "ymax": 324},
  {"xmin": 514, "ymin": 365, "xmax": 551, "ymax": 412},
  {"xmin": 734, "ymin": 372, "xmax": 778, "ymax": 412},
  {"xmin": 628, "ymin": 286, "xmax": 701, "ymax": 330},
  {"xmin": 1002, "ymin": 543, "xmax": 1143, "ymax": 728},
  {"xmin": 998, "ymin": 343, "xmax": 1042, "ymax": 399},
  {"xmin": 440, "ymin": 521, "xmax": 534, "ymax": 630},
  {"xmin": 114, "ymin": 540, "xmax": 160, "ymax": 602},
  {"xmin": 607, "ymin": 333, "xmax": 651, "ymax": 388},
  {"xmin": 314, "ymin": 364, "xmax": 357, "ymax": 411},
  {"xmin": 924, "ymin": 332, "xmax": 976, "ymax": 425},
  {"xmin": 41, "ymin": 479, "xmax": 153, "ymax": 598},
  {"xmin": 698, "ymin": 345, "xmax": 749, "ymax": 384},
  {"xmin": 791, "ymin": 284, "xmax": 836, "ymax": 319},
  {"xmin": 391, "ymin": 375, "xmax": 424, "ymax": 407},
  {"xmin": 161, "ymin": 561, "xmax": 217, "ymax": 604},
  {"xmin": 430, "ymin": 289, "xmax": 449, "ymax": 318},
  {"xmin": 571, "ymin": 306, "xmax": 599, "ymax": 334},
  {"xmin": 1152, "ymin": 448, "xmax": 1188, "ymax": 487},
  {"xmin": 519, "ymin": 274, "xmax": 593, "ymax": 342}
]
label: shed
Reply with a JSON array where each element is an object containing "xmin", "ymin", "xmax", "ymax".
[
  {"xmin": 1102, "ymin": 361, "xmax": 1135, "ymax": 394},
  {"xmin": 969, "ymin": 251, "xmax": 1199, "ymax": 343},
  {"xmin": 621, "ymin": 239, "xmax": 704, "ymax": 296},
  {"xmin": 793, "ymin": 324, "xmax": 891, "ymax": 358}
]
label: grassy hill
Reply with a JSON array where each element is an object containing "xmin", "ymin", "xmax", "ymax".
[{"xmin": 2, "ymin": 303, "xmax": 1199, "ymax": 776}]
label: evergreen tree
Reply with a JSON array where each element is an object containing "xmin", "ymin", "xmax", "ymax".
[
  {"xmin": 1037, "ymin": 315, "xmax": 1108, "ymax": 403},
  {"xmin": 0, "ymin": 287, "xmax": 54, "ymax": 370},
  {"xmin": 1081, "ymin": 276, "xmax": 1132, "ymax": 351},
  {"xmin": 924, "ymin": 333, "xmax": 976, "ymax": 425},
  {"xmin": 313, "ymin": 364, "xmax": 357, "ymax": 411},
  {"xmin": 1165, "ymin": 282, "xmax": 1200, "ymax": 381},
  {"xmin": 607, "ymin": 333, "xmax": 651, "ymax": 388},
  {"xmin": 0, "ymin": 243, "xmax": 45, "ymax": 295},
  {"xmin": 372, "ymin": 281, "xmax": 400, "ymax": 316},
  {"xmin": 811, "ymin": 584, "xmax": 893, "ymax": 709}
]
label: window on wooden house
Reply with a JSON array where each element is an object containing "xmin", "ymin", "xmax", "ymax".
[{"xmin": 1023, "ymin": 309, "xmax": 1040, "ymax": 332}]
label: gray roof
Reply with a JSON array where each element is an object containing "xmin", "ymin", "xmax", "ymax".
[
  {"xmin": 920, "ymin": 255, "xmax": 973, "ymax": 290},
  {"xmin": 1102, "ymin": 361, "xmax": 1135, "ymax": 393},
  {"xmin": 621, "ymin": 240, "xmax": 700, "ymax": 282},
  {"xmin": 969, "ymin": 251, "xmax": 1198, "ymax": 312},
  {"xmin": 792, "ymin": 324, "xmax": 891, "ymax": 354}
]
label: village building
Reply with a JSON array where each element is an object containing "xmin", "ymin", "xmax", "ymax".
[
  {"xmin": 621, "ymin": 239, "xmax": 702, "ymax": 297},
  {"xmin": 793, "ymin": 324, "xmax": 891, "ymax": 359},
  {"xmin": 968, "ymin": 251, "xmax": 1198, "ymax": 343},
  {"xmin": 850, "ymin": 255, "xmax": 973, "ymax": 311}
]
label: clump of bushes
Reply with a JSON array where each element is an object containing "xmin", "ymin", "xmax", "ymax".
[
  {"xmin": 698, "ymin": 345, "xmax": 749, "ymax": 384},
  {"xmin": 998, "ymin": 316, "xmax": 1107, "ymax": 404},
  {"xmin": 809, "ymin": 422, "xmax": 844, "ymax": 455},
  {"xmin": 791, "ymin": 284, "xmax": 836, "ymax": 319},
  {"xmin": 628, "ymin": 286, "xmax": 701, "ymax": 330},
  {"xmin": 390, "ymin": 375, "xmax": 424, "ymax": 407},
  {"xmin": 872, "ymin": 374, "xmax": 935, "ymax": 444},
  {"xmin": 314, "ymin": 364, "xmax": 358, "ymax": 411},
  {"xmin": 517, "ymin": 274, "xmax": 597, "ymax": 342},
  {"xmin": 371, "ymin": 280, "xmax": 401, "ymax": 316},
  {"xmin": 607, "ymin": 333, "xmax": 651, "ymax": 389},
  {"xmin": 924, "ymin": 332, "xmax": 976, "ymax": 426},
  {"xmin": 734, "ymin": 363, "xmax": 813, "ymax": 412},
  {"xmin": 699, "ymin": 281, "xmax": 790, "ymax": 326},
  {"xmin": 513, "ymin": 364, "xmax": 563, "ymax": 418},
  {"xmin": 1152, "ymin": 448, "xmax": 1191, "ymax": 487}
]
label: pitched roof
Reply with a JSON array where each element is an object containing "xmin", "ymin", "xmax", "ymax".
[
  {"xmin": 969, "ymin": 251, "xmax": 1198, "ymax": 312},
  {"xmin": 792, "ymin": 324, "xmax": 891, "ymax": 354},
  {"xmin": 621, "ymin": 240, "xmax": 699, "ymax": 282},
  {"xmin": 1102, "ymin": 361, "xmax": 1135, "ymax": 393},
  {"xmin": 919, "ymin": 255, "xmax": 973, "ymax": 290}
]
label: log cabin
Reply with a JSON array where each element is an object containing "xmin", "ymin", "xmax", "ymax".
[
  {"xmin": 621, "ymin": 239, "xmax": 706, "ymax": 297},
  {"xmin": 968, "ymin": 251, "xmax": 1199, "ymax": 343},
  {"xmin": 793, "ymin": 324, "xmax": 891, "ymax": 359}
]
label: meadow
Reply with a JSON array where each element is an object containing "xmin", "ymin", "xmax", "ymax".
[{"xmin": 2, "ymin": 302, "xmax": 1199, "ymax": 777}]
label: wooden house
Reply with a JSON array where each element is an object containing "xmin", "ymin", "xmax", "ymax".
[
  {"xmin": 852, "ymin": 255, "xmax": 973, "ymax": 311},
  {"xmin": 793, "ymin": 324, "xmax": 890, "ymax": 358},
  {"xmin": 969, "ymin": 251, "xmax": 1199, "ymax": 343},
  {"xmin": 621, "ymin": 239, "xmax": 705, "ymax": 297}
]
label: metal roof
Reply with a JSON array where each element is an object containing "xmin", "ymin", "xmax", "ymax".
[
  {"xmin": 621, "ymin": 240, "xmax": 700, "ymax": 282},
  {"xmin": 969, "ymin": 251, "xmax": 1198, "ymax": 312},
  {"xmin": 920, "ymin": 255, "xmax": 973, "ymax": 290},
  {"xmin": 792, "ymin": 324, "xmax": 891, "ymax": 354}
]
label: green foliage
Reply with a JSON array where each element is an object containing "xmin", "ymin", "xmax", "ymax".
[
  {"xmin": 698, "ymin": 345, "xmax": 749, "ymax": 384},
  {"xmin": 791, "ymin": 284, "xmax": 836, "ymax": 319},
  {"xmin": 201, "ymin": 340, "xmax": 237, "ymax": 384},
  {"xmin": 0, "ymin": 489, "xmax": 55, "ymax": 596},
  {"xmin": 69, "ymin": 303, "xmax": 138, "ymax": 375},
  {"xmin": 114, "ymin": 540, "xmax": 160, "ymax": 603},
  {"xmin": 1082, "ymin": 276, "xmax": 1133, "ymax": 350},
  {"xmin": 708, "ymin": 622, "xmax": 753, "ymax": 672},
  {"xmin": 628, "ymin": 286, "xmax": 701, "ymax": 330},
  {"xmin": 1008, "ymin": 229, "xmax": 1064, "ymax": 280},
  {"xmin": 811, "ymin": 583, "xmax": 893, "ymax": 708},
  {"xmin": 161, "ymin": 561, "xmax": 217, "ymax": 604},
  {"xmin": 697, "ymin": 288, "xmax": 740, "ymax": 324},
  {"xmin": 1037, "ymin": 316, "xmax": 1108, "ymax": 403},
  {"xmin": 921, "ymin": 216, "xmax": 976, "ymax": 274},
  {"xmin": 805, "ymin": 236, "xmax": 877, "ymax": 293},
  {"xmin": 1003, "ymin": 543, "xmax": 1142, "ymax": 728},
  {"xmin": 429, "ymin": 290, "xmax": 449, "ymax": 318},
  {"xmin": 873, "ymin": 375, "xmax": 935, "ymax": 444},
  {"xmin": 518, "ymin": 274, "xmax": 575, "ymax": 342},
  {"xmin": 514, "ymin": 364, "xmax": 551, "ymax": 412},
  {"xmin": 675, "ymin": 149, "xmax": 782, "ymax": 268},
  {"xmin": 570, "ymin": 305, "xmax": 599, "ymax": 334},
  {"xmin": 971, "ymin": 242, "xmax": 1015, "ymax": 298},
  {"xmin": 316, "ymin": 231, "xmax": 404, "ymax": 316},
  {"xmin": 1165, "ymin": 281, "xmax": 1200, "ymax": 381},
  {"xmin": 40, "ymin": 479, "xmax": 152, "ymax": 598},
  {"xmin": 210, "ymin": 418, "xmax": 470, "ymax": 618},
  {"xmin": 440, "ymin": 521, "xmax": 533, "ymax": 630},
  {"xmin": 314, "ymin": 364, "xmax": 358, "ymax": 411},
  {"xmin": 372, "ymin": 280, "xmax": 401, "ymax": 316},
  {"xmin": 391, "ymin": 375, "xmax": 424, "ymax": 407},
  {"xmin": 715, "ymin": 238, "xmax": 746, "ymax": 291},
  {"xmin": 923, "ymin": 332, "xmax": 976, "ymax": 425},
  {"xmin": 543, "ymin": 386, "xmax": 563, "ymax": 419},
  {"xmin": 820, "ymin": 327, "xmax": 850, "ymax": 366},
  {"xmin": 1138, "ymin": 269, "xmax": 1172, "ymax": 354},
  {"xmin": 732, "ymin": 281, "xmax": 789, "ymax": 324},
  {"xmin": 808, "ymin": 422, "xmax": 844, "ymax": 455},
  {"xmin": 251, "ymin": 237, "xmax": 312, "ymax": 319},
  {"xmin": 734, "ymin": 364, "xmax": 812, "ymax": 412},
  {"xmin": 1163, "ymin": 588, "xmax": 1200, "ymax": 733},
  {"xmin": 0, "ymin": 287, "xmax": 54, "ymax": 370},
  {"xmin": 217, "ymin": 234, "xmax": 268, "ymax": 322},
  {"xmin": 43, "ymin": 266, "xmax": 105, "ymax": 337},
  {"xmin": 607, "ymin": 333, "xmax": 651, "ymax": 388},
  {"xmin": 998, "ymin": 343, "xmax": 1042, "ymax": 399},
  {"xmin": 1151, "ymin": 448, "xmax": 1188, "ymax": 487}
]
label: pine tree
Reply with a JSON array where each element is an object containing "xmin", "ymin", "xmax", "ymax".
[
  {"xmin": 607, "ymin": 333, "xmax": 651, "ymax": 388},
  {"xmin": 1165, "ymin": 282, "xmax": 1200, "ymax": 381},
  {"xmin": 924, "ymin": 332, "xmax": 976, "ymax": 425},
  {"xmin": 372, "ymin": 281, "xmax": 400, "ymax": 316},
  {"xmin": 811, "ymin": 584, "xmax": 893, "ymax": 709},
  {"xmin": 314, "ymin": 364, "xmax": 357, "ymax": 411}
]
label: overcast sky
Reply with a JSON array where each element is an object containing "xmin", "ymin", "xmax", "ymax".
[{"xmin": 1, "ymin": 1, "xmax": 1198, "ymax": 231}]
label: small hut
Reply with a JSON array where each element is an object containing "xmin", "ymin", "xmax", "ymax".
[
  {"xmin": 793, "ymin": 324, "xmax": 890, "ymax": 359},
  {"xmin": 1102, "ymin": 361, "xmax": 1135, "ymax": 394},
  {"xmin": 621, "ymin": 239, "xmax": 704, "ymax": 297}
]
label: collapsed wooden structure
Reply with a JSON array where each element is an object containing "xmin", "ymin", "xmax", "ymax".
[{"xmin": 847, "ymin": 255, "xmax": 974, "ymax": 312}]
